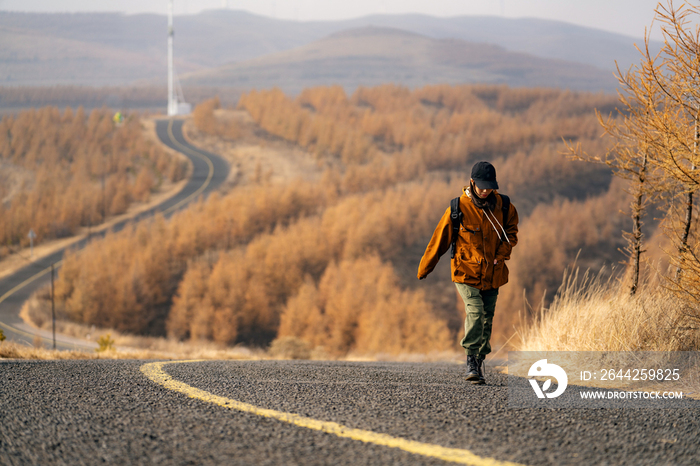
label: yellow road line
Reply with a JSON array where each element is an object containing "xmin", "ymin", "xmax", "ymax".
[
  {"xmin": 162, "ymin": 119, "xmax": 215, "ymax": 215},
  {"xmin": 141, "ymin": 360, "xmax": 524, "ymax": 466}
]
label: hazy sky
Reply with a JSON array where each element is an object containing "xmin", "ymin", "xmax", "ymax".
[{"xmin": 0, "ymin": 0, "xmax": 670, "ymax": 39}]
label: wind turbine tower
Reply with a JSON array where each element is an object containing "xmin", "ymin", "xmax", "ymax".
[
  {"xmin": 167, "ymin": 0, "xmax": 190, "ymax": 116},
  {"xmin": 167, "ymin": 0, "xmax": 176, "ymax": 115}
]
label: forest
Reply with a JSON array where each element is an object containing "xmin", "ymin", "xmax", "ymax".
[
  {"xmin": 36, "ymin": 83, "xmax": 640, "ymax": 356},
  {"xmin": 0, "ymin": 106, "xmax": 187, "ymax": 259},
  {"xmin": 0, "ymin": 86, "xmax": 243, "ymax": 113}
]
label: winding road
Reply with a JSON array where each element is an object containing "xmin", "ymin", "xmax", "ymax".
[
  {"xmin": 1, "ymin": 120, "xmax": 698, "ymax": 465},
  {"xmin": 0, "ymin": 119, "xmax": 229, "ymax": 350}
]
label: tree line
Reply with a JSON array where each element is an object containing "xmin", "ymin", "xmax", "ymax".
[
  {"xmin": 48, "ymin": 83, "xmax": 628, "ymax": 355},
  {"xmin": 571, "ymin": 0, "xmax": 700, "ymax": 314},
  {"xmin": 515, "ymin": 1, "xmax": 700, "ymax": 354},
  {"xmin": 0, "ymin": 86, "xmax": 242, "ymax": 111},
  {"xmin": 0, "ymin": 106, "xmax": 186, "ymax": 259}
]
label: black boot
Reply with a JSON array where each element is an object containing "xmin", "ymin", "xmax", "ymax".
[
  {"xmin": 465, "ymin": 355, "xmax": 480, "ymax": 382},
  {"xmin": 475, "ymin": 356, "xmax": 486, "ymax": 385}
]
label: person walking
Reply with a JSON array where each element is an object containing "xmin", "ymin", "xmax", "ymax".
[{"xmin": 417, "ymin": 161, "xmax": 518, "ymax": 384}]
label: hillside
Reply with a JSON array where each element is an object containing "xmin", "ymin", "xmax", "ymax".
[
  {"xmin": 181, "ymin": 27, "xmax": 617, "ymax": 93},
  {"xmin": 0, "ymin": 10, "xmax": 651, "ymax": 89},
  {"xmin": 0, "ymin": 107, "xmax": 187, "ymax": 259},
  {"xmin": 31, "ymin": 85, "xmax": 631, "ymax": 354},
  {"xmin": 364, "ymin": 14, "xmax": 653, "ymax": 73}
]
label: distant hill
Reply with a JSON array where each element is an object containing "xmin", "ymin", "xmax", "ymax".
[
  {"xmin": 0, "ymin": 10, "xmax": 654, "ymax": 90},
  {"xmin": 350, "ymin": 14, "xmax": 651, "ymax": 73},
  {"xmin": 181, "ymin": 27, "xmax": 617, "ymax": 93},
  {"xmin": 0, "ymin": 12, "xmax": 195, "ymax": 86}
]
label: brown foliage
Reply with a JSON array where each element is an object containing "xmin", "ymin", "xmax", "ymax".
[
  {"xmin": 238, "ymin": 87, "xmax": 373, "ymax": 163},
  {"xmin": 56, "ymin": 181, "xmax": 327, "ymax": 337},
  {"xmin": 192, "ymin": 97, "xmax": 245, "ymax": 140},
  {"xmin": 56, "ymin": 83, "xmax": 626, "ymax": 355},
  {"xmin": 494, "ymin": 178, "xmax": 630, "ymax": 338},
  {"xmin": 0, "ymin": 106, "xmax": 183, "ymax": 258},
  {"xmin": 164, "ymin": 178, "xmax": 454, "ymax": 349},
  {"xmin": 238, "ymin": 84, "xmax": 614, "ymax": 176},
  {"xmin": 0, "ymin": 85, "xmax": 244, "ymax": 110},
  {"xmin": 278, "ymin": 256, "xmax": 450, "ymax": 356},
  {"xmin": 567, "ymin": 1, "xmax": 700, "ymax": 310}
]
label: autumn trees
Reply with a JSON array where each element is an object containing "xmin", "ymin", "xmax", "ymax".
[
  {"xmin": 278, "ymin": 256, "xmax": 451, "ymax": 356},
  {"xmin": 48, "ymin": 83, "xmax": 623, "ymax": 355},
  {"xmin": 0, "ymin": 106, "xmax": 185, "ymax": 258},
  {"xmin": 192, "ymin": 96, "xmax": 242, "ymax": 139},
  {"xmin": 237, "ymin": 84, "xmax": 613, "ymax": 183},
  {"xmin": 573, "ymin": 1, "xmax": 700, "ymax": 306}
]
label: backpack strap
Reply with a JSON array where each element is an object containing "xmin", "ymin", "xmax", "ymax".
[
  {"xmin": 450, "ymin": 197, "xmax": 462, "ymax": 259},
  {"xmin": 500, "ymin": 194, "xmax": 510, "ymax": 228}
]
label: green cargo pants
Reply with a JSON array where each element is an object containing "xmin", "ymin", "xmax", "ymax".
[{"xmin": 455, "ymin": 283, "xmax": 499, "ymax": 356}]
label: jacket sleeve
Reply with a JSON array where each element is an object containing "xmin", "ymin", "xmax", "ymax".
[
  {"xmin": 495, "ymin": 202, "xmax": 519, "ymax": 262},
  {"xmin": 417, "ymin": 207, "xmax": 453, "ymax": 279}
]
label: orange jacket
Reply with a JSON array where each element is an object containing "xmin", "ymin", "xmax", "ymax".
[{"xmin": 417, "ymin": 187, "xmax": 518, "ymax": 290}]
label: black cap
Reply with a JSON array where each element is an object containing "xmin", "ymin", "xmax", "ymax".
[{"xmin": 471, "ymin": 161, "xmax": 499, "ymax": 190}]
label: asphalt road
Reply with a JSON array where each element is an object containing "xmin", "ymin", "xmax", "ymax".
[
  {"xmin": 1, "ymin": 359, "xmax": 698, "ymax": 465},
  {"xmin": 0, "ymin": 119, "xmax": 229, "ymax": 350}
]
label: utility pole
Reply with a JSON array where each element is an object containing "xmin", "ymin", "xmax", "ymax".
[
  {"xmin": 102, "ymin": 169, "xmax": 106, "ymax": 221},
  {"xmin": 51, "ymin": 263, "xmax": 56, "ymax": 350}
]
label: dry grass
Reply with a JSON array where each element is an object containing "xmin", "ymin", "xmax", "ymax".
[
  {"xmin": 516, "ymin": 268, "xmax": 700, "ymax": 353},
  {"xmin": 346, "ymin": 351, "xmax": 463, "ymax": 364},
  {"xmin": 1, "ymin": 331, "xmax": 463, "ymax": 363},
  {"xmin": 513, "ymin": 268, "xmax": 700, "ymax": 397},
  {"xmin": 183, "ymin": 111, "xmax": 323, "ymax": 188},
  {"xmin": 0, "ymin": 339, "xmax": 260, "ymax": 361},
  {"xmin": 15, "ymin": 294, "xmax": 264, "ymax": 360}
]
